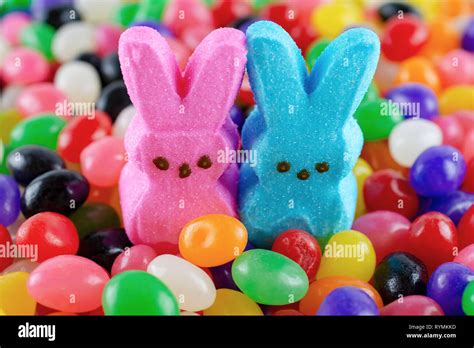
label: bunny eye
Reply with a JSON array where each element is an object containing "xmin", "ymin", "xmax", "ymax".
[
  {"xmin": 197, "ymin": 155, "xmax": 212, "ymax": 169},
  {"xmin": 277, "ymin": 161, "xmax": 291, "ymax": 173},
  {"xmin": 153, "ymin": 157, "xmax": 169, "ymax": 170},
  {"xmin": 297, "ymin": 169, "xmax": 310, "ymax": 180},
  {"xmin": 316, "ymin": 162, "xmax": 330, "ymax": 173},
  {"xmin": 179, "ymin": 163, "xmax": 192, "ymax": 178}
]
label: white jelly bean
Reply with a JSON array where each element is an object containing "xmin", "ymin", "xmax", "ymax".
[
  {"xmin": 113, "ymin": 105, "xmax": 136, "ymax": 138},
  {"xmin": 52, "ymin": 22, "xmax": 96, "ymax": 63},
  {"xmin": 75, "ymin": 0, "xmax": 122, "ymax": 24},
  {"xmin": 54, "ymin": 61, "xmax": 101, "ymax": 104}
]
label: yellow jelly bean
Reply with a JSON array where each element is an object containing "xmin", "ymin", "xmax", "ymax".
[
  {"xmin": 0, "ymin": 308, "xmax": 5, "ymax": 315},
  {"xmin": 0, "ymin": 272, "xmax": 36, "ymax": 315},
  {"xmin": 203, "ymin": 289, "xmax": 263, "ymax": 316},
  {"xmin": 317, "ymin": 230, "xmax": 376, "ymax": 282},
  {"xmin": 440, "ymin": 86, "xmax": 474, "ymax": 115},
  {"xmin": 0, "ymin": 110, "xmax": 22, "ymax": 143},
  {"xmin": 407, "ymin": 0, "xmax": 440, "ymax": 21},
  {"xmin": 353, "ymin": 158, "xmax": 373, "ymax": 219},
  {"xmin": 311, "ymin": 2, "xmax": 363, "ymax": 39}
]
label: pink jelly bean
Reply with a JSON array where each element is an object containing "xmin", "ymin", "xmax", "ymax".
[
  {"xmin": 454, "ymin": 244, "xmax": 474, "ymax": 270},
  {"xmin": 27, "ymin": 255, "xmax": 110, "ymax": 313},
  {"xmin": 2, "ymin": 48, "xmax": 49, "ymax": 85},
  {"xmin": 433, "ymin": 116, "xmax": 465, "ymax": 149},
  {"xmin": 437, "ymin": 49, "xmax": 474, "ymax": 88},
  {"xmin": 111, "ymin": 245, "xmax": 158, "ymax": 276},
  {"xmin": 95, "ymin": 24, "xmax": 122, "ymax": 58},
  {"xmin": 352, "ymin": 210, "xmax": 411, "ymax": 263},
  {"xmin": 16, "ymin": 82, "xmax": 68, "ymax": 117},
  {"xmin": 463, "ymin": 130, "xmax": 474, "ymax": 163},
  {"xmin": 0, "ymin": 12, "xmax": 31, "ymax": 46},
  {"xmin": 454, "ymin": 111, "xmax": 474, "ymax": 133},
  {"xmin": 381, "ymin": 295, "xmax": 444, "ymax": 316},
  {"xmin": 80, "ymin": 136, "xmax": 126, "ymax": 187}
]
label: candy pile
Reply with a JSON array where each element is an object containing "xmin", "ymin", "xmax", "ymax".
[{"xmin": 0, "ymin": 0, "xmax": 473, "ymax": 316}]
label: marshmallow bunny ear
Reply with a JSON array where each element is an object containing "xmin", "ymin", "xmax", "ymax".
[
  {"xmin": 308, "ymin": 28, "xmax": 380, "ymax": 123},
  {"xmin": 183, "ymin": 28, "xmax": 246, "ymax": 132},
  {"xmin": 245, "ymin": 21, "xmax": 307, "ymax": 122},
  {"xmin": 119, "ymin": 26, "xmax": 181, "ymax": 129}
]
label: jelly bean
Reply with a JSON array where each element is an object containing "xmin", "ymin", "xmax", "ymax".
[
  {"xmin": 204, "ymin": 288, "xmax": 262, "ymax": 316},
  {"xmin": 381, "ymin": 295, "xmax": 444, "ymax": 316},
  {"xmin": 299, "ymin": 276, "xmax": 383, "ymax": 315},
  {"xmin": 454, "ymin": 244, "xmax": 474, "ymax": 270},
  {"xmin": 386, "ymin": 83, "xmax": 438, "ymax": 120},
  {"xmin": 111, "ymin": 245, "xmax": 157, "ymax": 276},
  {"xmin": 311, "ymin": 2, "xmax": 362, "ymax": 39},
  {"xmin": 210, "ymin": 261, "xmax": 238, "ymax": 290},
  {"xmin": 353, "ymin": 158, "xmax": 373, "ymax": 218},
  {"xmin": 354, "ymin": 98, "xmax": 403, "ymax": 141},
  {"xmin": 381, "ymin": 16, "xmax": 428, "ymax": 62},
  {"xmin": 57, "ymin": 110, "xmax": 112, "ymax": 163},
  {"xmin": 427, "ymin": 262, "xmax": 474, "ymax": 315},
  {"xmin": 115, "ymin": 2, "xmax": 139, "ymax": 27},
  {"xmin": 388, "ymin": 118, "xmax": 443, "ymax": 167},
  {"xmin": 0, "ymin": 225, "xmax": 13, "ymax": 272},
  {"xmin": 54, "ymin": 61, "xmax": 101, "ymax": 104},
  {"xmin": 1, "ymin": 85, "xmax": 23, "ymax": 111},
  {"xmin": 1, "ymin": 259, "xmax": 38, "ymax": 275},
  {"xmin": 433, "ymin": 115, "xmax": 465, "ymax": 149},
  {"xmin": 179, "ymin": 214, "xmax": 248, "ymax": 267},
  {"xmin": 462, "ymin": 281, "xmax": 474, "ymax": 315},
  {"xmin": 317, "ymin": 230, "xmax": 376, "ymax": 282},
  {"xmin": 374, "ymin": 252, "xmax": 428, "ymax": 303},
  {"xmin": 0, "ymin": 272, "xmax": 36, "ymax": 315},
  {"xmin": 421, "ymin": 20, "xmax": 460, "ymax": 60},
  {"xmin": 75, "ymin": 52, "xmax": 102, "ymax": 79},
  {"xmin": 130, "ymin": 21, "xmax": 174, "ymax": 37},
  {"xmin": 273, "ymin": 309, "xmax": 303, "ymax": 316},
  {"xmin": 0, "ymin": 12, "xmax": 31, "ymax": 45},
  {"xmin": 271, "ymin": 229, "xmax": 322, "ymax": 281},
  {"xmin": 100, "ymin": 53, "xmax": 122, "ymax": 86},
  {"xmin": 112, "ymin": 105, "xmax": 135, "ymax": 138},
  {"xmin": 75, "ymin": 0, "xmax": 121, "ymax": 24},
  {"xmin": 0, "ymin": 174, "xmax": 21, "ymax": 227},
  {"xmin": 28, "ymin": 255, "xmax": 109, "ymax": 313},
  {"xmin": 426, "ymin": 190, "xmax": 474, "ymax": 224},
  {"xmin": 462, "ymin": 18, "xmax": 474, "ymax": 52},
  {"xmin": 437, "ymin": 49, "xmax": 474, "ymax": 88},
  {"xmin": 212, "ymin": 0, "xmax": 252, "ymax": 28},
  {"xmin": 17, "ymin": 212, "xmax": 79, "ymax": 262},
  {"xmin": 20, "ymin": 22, "xmax": 55, "ymax": 60},
  {"xmin": 361, "ymin": 82, "xmax": 380, "ymax": 105},
  {"xmin": 69, "ymin": 203, "xmax": 120, "ymax": 238},
  {"xmin": 459, "ymin": 206, "xmax": 474, "ymax": 249},
  {"xmin": 31, "ymin": 0, "xmax": 73, "ymax": 20},
  {"xmin": 102, "ymin": 270, "xmax": 179, "ymax": 316},
  {"xmin": 16, "ymin": 83, "xmax": 68, "ymax": 118},
  {"xmin": 439, "ymin": 86, "xmax": 474, "ymax": 115},
  {"xmin": 408, "ymin": 212, "xmax": 458, "ymax": 274},
  {"xmin": 21, "ymin": 169, "xmax": 89, "ymax": 217},
  {"xmin": 96, "ymin": 81, "xmax": 131, "ymax": 121},
  {"xmin": 374, "ymin": 56, "xmax": 399, "ymax": 94},
  {"xmin": 37, "ymin": 4, "xmax": 82, "ymax": 29},
  {"xmin": 135, "ymin": 0, "xmax": 168, "ymax": 22},
  {"xmin": 78, "ymin": 227, "xmax": 132, "ymax": 272},
  {"xmin": 363, "ymin": 169, "xmax": 419, "ymax": 219},
  {"xmin": 353, "ymin": 211, "xmax": 410, "ymax": 263},
  {"xmin": 80, "ymin": 136, "xmax": 125, "ymax": 188},
  {"xmin": 2, "ymin": 48, "xmax": 50, "ymax": 85},
  {"xmin": 232, "ymin": 249, "xmax": 308, "ymax": 305},
  {"xmin": 52, "ymin": 22, "xmax": 96, "ymax": 63},
  {"xmin": 377, "ymin": 2, "xmax": 420, "ymax": 22},
  {"xmin": 7, "ymin": 145, "xmax": 65, "ymax": 186},
  {"xmin": 10, "ymin": 114, "xmax": 66, "ymax": 151},
  {"xmin": 361, "ymin": 140, "xmax": 408, "ymax": 174},
  {"xmin": 306, "ymin": 38, "xmax": 330, "ymax": 70},
  {"xmin": 394, "ymin": 57, "xmax": 441, "ymax": 95},
  {"xmin": 95, "ymin": 24, "xmax": 122, "ymax": 58},
  {"xmin": 147, "ymin": 254, "xmax": 216, "ymax": 311},
  {"xmin": 317, "ymin": 286, "xmax": 379, "ymax": 316}
]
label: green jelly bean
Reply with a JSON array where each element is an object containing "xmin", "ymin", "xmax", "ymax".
[
  {"xmin": 10, "ymin": 114, "xmax": 66, "ymax": 151},
  {"xmin": 361, "ymin": 82, "xmax": 379, "ymax": 105},
  {"xmin": 21, "ymin": 22, "xmax": 55, "ymax": 61},
  {"xmin": 462, "ymin": 281, "xmax": 474, "ymax": 316},
  {"xmin": 115, "ymin": 2, "xmax": 139, "ymax": 27},
  {"xmin": 202, "ymin": 0, "xmax": 215, "ymax": 7},
  {"xmin": 306, "ymin": 38, "xmax": 330, "ymax": 70},
  {"xmin": 134, "ymin": 0, "xmax": 168, "ymax": 22},
  {"xmin": 232, "ymin": 249, "xmax": 309, "ymax": 305},
  {"xmin": 0, "ymin": 110, "xmax": 22, "ymax": 143},
  {"xmin": 252, "ymin": 0, "xmax": 277, "ymax": 10},
  {"xmin": 0, "ymin": 142, "xmax": 12, "ymax": 175},
  {"xmin": 102, "ymin": 271, "xmax": 179, "ymax": 316},
  {"xmin": 1, "ymin": 0, "xmax": 31, "ymax": 12},
  {"xmin": 354, "ymin": 98, "xmax": 403, "ymax": 142},
  {"xmin": 70, "ymin": 203, "xmax": 121, "ymax": 239}
]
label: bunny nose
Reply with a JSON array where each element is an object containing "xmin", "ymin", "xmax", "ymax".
[
  {"xmin": 179, "ymin": 163, "xmax": 191, "ymax": 178},
  {"xmin": 297, "ymin": 169, "xmax": 310, "ymax": 181}
]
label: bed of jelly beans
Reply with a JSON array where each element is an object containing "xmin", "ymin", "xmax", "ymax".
[{"xmin": 0, "ymin": 0, "xmax": 473, "ymax": 317}]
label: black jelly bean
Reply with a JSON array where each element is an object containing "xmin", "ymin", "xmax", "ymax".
[
  {"xmin": 38, "ymin": 5, "xmax": 82, "ymax": 29},
  {"xmin": 96, "ymin": 80, "xmax": 131, "ymax": 121},
  {"xmin": 377, "ymin": 2, "xmax": 421, "ymax": 23},
  {"xmin": 100, "ymin": 53, "xmax": 122, "ymax": 86}
]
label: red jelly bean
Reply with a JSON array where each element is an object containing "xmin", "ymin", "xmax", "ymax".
[
  {"xmin": 16, "ymin": 212, "xmax": 80, "ymax": 262},
  {"xmin": 271, "ymin": 229, "xmax": 322, "ymax": 281},
  {"xmin": 381, "ymin": 295, "xmax": 444, "ymax": 316},
  {"xmin": 458, "ymin": 205, "xmax": 474, "ymax": 249},
  {"xmin": 462, "ymin": 159, "xmax": 474, "ymax": 193},
  {"xmin": 212, "ymin": 0, "xmax": 252, "ymax": 28},
  {"xmin": 57, "ymin": 111, "xmax": 112, "ymax": 163},
  {"xmin": 273, "ymin": 309, "xmax": 304, "ymax": 316},
  {"xmin": 0, "ymin": 225, "xmax": 13, "ymax": 272},
  {"xmin": 16, "ymin": 83, "xmax": 68, "ymax": 118},
  {"xmin": 363, "ymin": 169, "xmax": 420, "ymax": 220},
  {"xmin": 381, "ymin": 16, "xmax": 429, "ymax": 62},
  {"xmin": 408, "ymin": 212, "xmax": 458, "ymax": 274}
]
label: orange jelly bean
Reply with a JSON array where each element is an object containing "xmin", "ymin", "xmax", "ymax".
[
  {"xmin": 394, "ymin": 56, "xmax": 441, "ymax": 95},
  {"xmin": 299, "ymin": 276, "xmax": 383, "ymax": 315},
  {"xmin": 179, "ymin": 214, "xmax": 248, "ymax": 267},
  {"xmin": 361, "ymin": 140, "xmax": 409, "ymax": 176},
  {"xmin": 420, "ymin": 21, "xmax": 460, "ymax": 59}
]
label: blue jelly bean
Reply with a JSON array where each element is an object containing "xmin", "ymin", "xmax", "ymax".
[
  {"xmin": 386, "ymin": 83, "xmax": 438, "ymax": 120},
  {"xmin": 425, "ymin": 191, "xmax": 474, "ymax": 224},
  {"xmin": 461, "ymin": 18, "xmax": 474, "ymax": 52},
  {"xmin": 410, "ymin": 145, "xmax": 466, "ymax": 197},
  {"xmin": 0, "ymin": 174, "xmax": 21, "ymax": 226},
  {"xmin": 427, "ymin": 262, "xmax": 474, "ymax": 316},
  {"xmin": 317, "ymin": 286, "xmax": 379, "ymax": 316}
]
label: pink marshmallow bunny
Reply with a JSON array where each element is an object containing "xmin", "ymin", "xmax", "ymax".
[{"xmin": 118, "ymin": 26, "xmax": 246, "ymax": 254}]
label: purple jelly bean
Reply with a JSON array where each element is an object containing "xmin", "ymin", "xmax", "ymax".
[
  {"xmin": 427, "ymin": 262, "xmax": 474, "ymax": 316},
  {"xmin": 317, "ymin": 286, "xmax": 379, "ymax": 316},
  {"xmin": 410, "ymin": 145, "xmax": 466, "ymax": 197},
  {"xmin": 230, "ymin": 105, "xmax": 245, "ymax": 131},
  {"xmin": 0, "ymin": 174, "xmax": 21, "ymax": 226},
  {"xmin": 31, "ymin": 0, "xmax": 73, "ymax": 19},
  {"xmin": 131, "ymin": 21, "xmax": 174, "ymax": 37},
  {"xmin": 461, "ymin": 18, "xmax": 474, "ymax": 52},
  {"xmin": 426, "ymin": 191, "xmax": 474, "ymax": 224},
  {"xmin": 386, "ymin": 83, "xmax": 438, "ymax": 120}
]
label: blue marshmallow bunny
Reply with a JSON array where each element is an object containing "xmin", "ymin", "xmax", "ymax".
[{"xmin": 239, "ymin": 21, "xmax": 380, "ymax": 248}]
